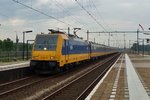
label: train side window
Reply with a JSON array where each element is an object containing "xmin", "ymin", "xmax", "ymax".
[{"xmin": 70, "ymin": 45, "xmax": 73, "ymax": 50}]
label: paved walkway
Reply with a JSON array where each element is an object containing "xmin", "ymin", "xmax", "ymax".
[
  {"xmin": 125, "ymin": 54, "xmax": 150, "ymax": 100},
  {"xmin": 0, "ymin": 61, "xmax": 29, "ymax": 71},
  {"xmin": 88, "ymin": 54, "xmax": 150, "ymax": 100}
]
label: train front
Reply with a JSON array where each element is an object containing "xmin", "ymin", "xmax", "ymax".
[{"xmin": 30, "ymin": 34, "xmax": 60, "ymax": 74}]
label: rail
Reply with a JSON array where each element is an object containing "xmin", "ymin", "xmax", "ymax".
[{"xmin": 42, "ymin": 53, "xmax": 120, "ymax": 100}]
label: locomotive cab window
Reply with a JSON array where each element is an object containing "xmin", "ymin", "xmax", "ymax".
[{"xmin": 34, "ymin": 35, "xmax": 58, "ymax": 51}]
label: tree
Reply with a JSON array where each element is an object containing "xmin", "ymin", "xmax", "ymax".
[
  {"xmin": 3, "ymin": 38, "xmax": 13, "ymax": 51},
  {"xmin": 0, "ymin": 40, "xmax": 2, "ymax": 51},
  {"xmin": 131, "ymin": 43, "xmax": 137, "ymax": 51}
]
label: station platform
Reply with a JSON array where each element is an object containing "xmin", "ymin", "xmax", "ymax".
[
  {"xmin": 0, "ymin": 61, "xmax": 29, "ymax": 71},
  {"xmin": 87, "ymin": 53, "xmax": 150, "ymax": 100},
  {"xmin": 0, "ymin": 60, "xmax": 31, "ymax": 84}
]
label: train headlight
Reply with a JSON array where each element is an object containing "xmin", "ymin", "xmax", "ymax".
[
  {"xmin": 50, "ymin": 56, "xmax": 54, "ymax": 59},
  {"xmin": 33, "ymin": 56, "xmax": 38, "ymax": 60},
  {"xmin": 44, "ymin": 47, "xmax": 47, "ymax": 50}
]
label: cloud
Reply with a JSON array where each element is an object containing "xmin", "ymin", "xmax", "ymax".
[
  {"xmin": 9, "ymin": 18, "xmax": 25, "ymax": 26},
  {"xmin": 0, "ymin": 0, "xmax": 150, "ymax": 47},
  {"xmin": 119, "ymin": 2, "xmax": 135, "ymax": 8},
  {"xmin": 56, "ymin": 0, "xmax": 76, "ymax": 7},
  {"xmin": 34, "ymin": 0, "xmax": 50, "ymax": 8}
]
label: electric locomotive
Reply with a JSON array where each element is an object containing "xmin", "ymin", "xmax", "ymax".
[
  {"xmin": 30, "ymin": 30, "xmax": 90, "ymax": 74},
  {"xmin": 30, "ymin": 29, "xmax": 117, "ymax": 74}
]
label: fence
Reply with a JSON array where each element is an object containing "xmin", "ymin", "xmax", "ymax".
[{"xmin": 0, "ymin": 51, "xmax": 32, "ymax": 62}]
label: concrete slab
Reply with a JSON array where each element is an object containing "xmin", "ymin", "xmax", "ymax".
[
  {"xmin": 125, "ymin": 54, "xmax": 150, "ymax": 100},
  {"xmin": 0, "ymin": 61, "xmax": 29, "ymax": 71},
  {"xmin": 0, "ymin": 61, "xmax": 29, "ymax": 66},
  {"xmin": 88, "ymin": 54, "xmax": 123, "ymax": 100},
  {"xmin": 89, "ymin": 53, "xmax": 150, "ymax": 100}
]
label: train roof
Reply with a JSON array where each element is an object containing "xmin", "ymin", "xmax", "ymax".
[
  {"xmin": 90, "ymin": 41, "xmax": 105, "ymax": 46},
  {"xmin": 36, "ymin": 33, "xmax": 68, "ymax": 39},
  {"xmin": 48, "ymin": 29, "xmax": 86, "ymax": 41},
  {"xmin": 36, "ymin": 33, "xmax": 85, "ymax": 41}
]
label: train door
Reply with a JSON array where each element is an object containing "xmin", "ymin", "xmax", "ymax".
[
  {"xmin": 64, "ymin": 40, "xmax": 69, "ymax": 63},
  {"xmin": 89, "ymin": 43, "xmax": 92, "ymax": 59}
]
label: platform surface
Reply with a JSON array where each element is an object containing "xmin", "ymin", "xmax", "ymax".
[
  {"xmin": 88, "ymin": 53, "xmax": 150, "ymax": 100},
  {"xmin": 125, "ymin": 54, "xmax": 149, "ymax": 100},
  {"xmin": 0, "ymin": 61, "xmax": 29, "ymax": 71}
]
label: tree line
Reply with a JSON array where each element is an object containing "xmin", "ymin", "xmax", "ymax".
[
  {"xmin": 0, "ymin": 38, "xmax": 33, "ymax": 51},
  {"xmin": 131, "ymin": 43, "xmax": 150, "ymax": 51}
]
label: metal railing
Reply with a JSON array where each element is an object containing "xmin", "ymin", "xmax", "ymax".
[{"xmin": 0, "ymin": 51, "xmax": 31, "ymax": 62}]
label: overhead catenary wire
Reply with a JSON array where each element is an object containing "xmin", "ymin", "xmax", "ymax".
[
  {"xmin": 12, "ymin": 0, "xmax": 89, "ymax": 34},
  {"xmin": 48, "ymin": 0, "xmax": 87, "ymax": 32},
  {"xmin": 88, "ymin": 0, "xmax": 121, "ymax": 46},
  {"xmin": 12, "ymin": 0, "xmax": 74, "ymax": 28},
  {"xmin": 88, "ymin": 0, "xmax": 118, "ymax": 37},
  {"xmin": 41, "ymin": 0, "xmax": 87, "ymax": 34},
  {"xmin": 75, "ymin": 0, "xmax": 108, "ymax": 34},
  {"xmin": 87, "ymin": 0, "xmax": 110, "ymax": 37},
  {"xmin": 84, "ymin": 0, "xmax": 120, "ymax": 45},
  {"xmin": 89, "ymin": 0, "xmax": 112, "ymax": 30},
  {"xmin": 12, "ymin": 0, "xmax": 119, "ymax": 45},
  {"xmin": 75, "ymin": 0, "xmax": 115, "ymax": 45},
  {"xmin": 53, "ymin": 0, "xmax": 86, "ymax": 27}
]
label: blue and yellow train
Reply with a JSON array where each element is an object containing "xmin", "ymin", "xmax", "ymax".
[{"xmin": 30, "ymin": 30, "xmax": 118, "ymax": 74}]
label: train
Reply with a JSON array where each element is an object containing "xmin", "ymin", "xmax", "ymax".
[{"xmin": 30, "ymin": 29, "xmax": 118, "ymax": 74}]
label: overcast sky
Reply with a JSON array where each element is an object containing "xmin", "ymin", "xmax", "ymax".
[{"xmin": 0, "ymin": 0, "xmax": 150, "ymax": 47}]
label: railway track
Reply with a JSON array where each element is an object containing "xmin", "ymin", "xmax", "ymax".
[
  {"xmin": 0, "ymin": 76, "xmax": 34, "ymax": 95},
  {"xmin": 42, "ymin": 53, "xmax": 120, "ymax": 100},
  {"xmin": 0, "ymin": 75, "xmax": 52, "ymax": 97},
  {"xmin": 0, "ymin": 53, "xmax": 120, "ymax": 100}
]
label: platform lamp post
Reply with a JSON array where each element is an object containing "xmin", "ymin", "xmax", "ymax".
[{"xmin": 22, "ymin": 30, "xmax": 32, "ymax": 60}]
